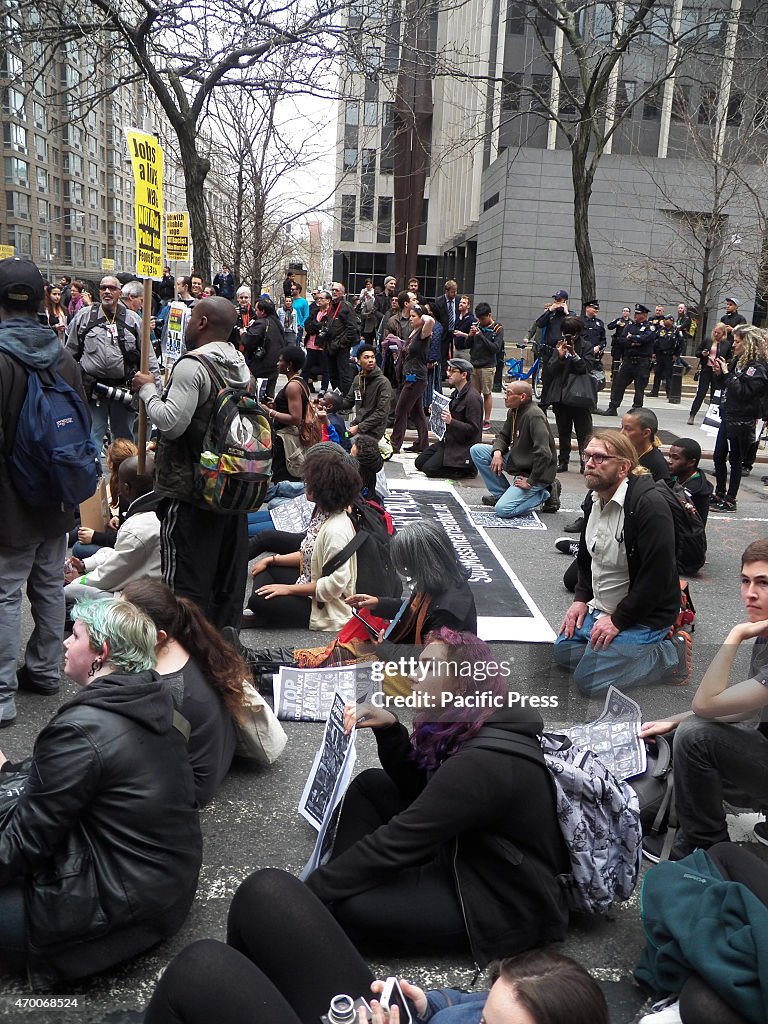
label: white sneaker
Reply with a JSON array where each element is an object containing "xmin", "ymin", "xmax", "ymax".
[{"xmin": 639, "ymin": 999, "xmax": 682, "ymax": 1023}]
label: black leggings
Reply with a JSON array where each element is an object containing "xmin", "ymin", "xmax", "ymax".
[
  {"xmin": 690, "ymin": 370, "xmax": 717, "ymax": 416},
  {"xmin": 552, "ymin": 403, "xmax": 592, "ymax": 466},
  {"xmin": 143, "ymin": 869, "xmax": 375, "ymax": 1024},
  {"xmin": 328, "ymin": 769, "xmax": 468, "ymax": 955},
  {"xmin": 248, "ymin": 529, "xmax": 304, "ymax": 559},
  {"xmin": 247, "ymin": 565, "xmax": 311, "ymax": 628}
]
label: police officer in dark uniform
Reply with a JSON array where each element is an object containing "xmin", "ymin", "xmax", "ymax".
[
  {"xmin": 597, "ymin": 304, "xmax": 658, "ymax": 415},
  {"xmin": 648, "ymin": 305, "xmax": 666, "ymax": 333},
  {"xmin": 581, "ymin": 300, "xmax": 606, "ymax": 358},
  {"xmin": 607, "ymin": 306, "xmax": 631, "ymax": 376},
  {"xmin": 649, "ymin": 314, "xmax": 679, "ymax": 398}
]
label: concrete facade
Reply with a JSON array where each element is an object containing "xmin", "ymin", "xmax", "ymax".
[{"xmin": 474, "ymin": 146, "xmax": 766, "ymax": 338}]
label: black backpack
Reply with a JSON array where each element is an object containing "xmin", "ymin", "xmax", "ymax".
[
  {"xmin": 322, "ymin": 498, "xmax": 400, "ymax": 599},
  {"xmin": 655, "ymin": 480, "xmax": 707, "ymax": 576}
]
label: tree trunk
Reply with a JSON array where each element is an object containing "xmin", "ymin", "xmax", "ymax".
[
  {"xmin": 571, "ymin": 145, "xmax": 596, "ymax": 307},
  {"xmin": 232, "ymin": 162, "xmax": 244, "ymax": 287},
  {"xmin": 176, "ymin": 127, "xmax": 212, "ymax": 282}
]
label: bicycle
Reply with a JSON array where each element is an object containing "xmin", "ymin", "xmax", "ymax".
[{"xmin": 505, "ymin": 343, "xmax": 542, "ymax": 399}]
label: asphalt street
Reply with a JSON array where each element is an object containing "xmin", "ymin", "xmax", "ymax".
[{"xmin": 3, "ymin": 385, "xmax": 767, "ymax": 1023}]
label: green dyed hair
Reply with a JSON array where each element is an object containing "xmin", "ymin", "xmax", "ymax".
[{"xmin": 73, "ymin": 598, "xmax": 157, "ymax": 673}]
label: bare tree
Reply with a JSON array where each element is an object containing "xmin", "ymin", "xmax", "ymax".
[
  {"xmin": 492, "ymin": 1, "xmax": 742, "ymax": 305},
  {"xmin": 5, "ymin": 0, "xmax": 350, "ymax": 281},
  {"xmin": 617, "ymin": 68, "xmax": 768, "ymax": 340},
  {"xmin": 201, "ymin": 82, "xmax": 339, "ymax": 292}
]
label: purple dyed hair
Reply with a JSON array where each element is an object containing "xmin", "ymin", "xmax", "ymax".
[{"xmin": 410, "ymin": 627, "xmax": 507, "ymax": 772}]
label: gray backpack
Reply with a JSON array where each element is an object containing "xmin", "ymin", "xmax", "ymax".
[{"xmin": 465, "ymin": 727, "xmax": 642, "ymax": 915}]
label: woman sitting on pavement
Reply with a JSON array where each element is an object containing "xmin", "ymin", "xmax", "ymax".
[
  {"xmin": 121, "ymin": 578, "xmax": 248, "ymax": 806},
  {"xmin": 0, "ymin": 598, "xmax": 201, "ymax": 990},
  {"xmin": 144, "ymin": 868, "xmax": 604, "ymax": 1024},
  {"xmin": 348, "ymin": 519, "xmax": 476, "ymax": 646},
  {"xmin": 305, "ymin": 628, "xmax": 569, "ymax": 960},
  {"xmin": 287, "ymin": 520, "xmax": 475, "ymax": 676},
  {"xmin": 243, "ymin": 445, "xmax": 360, "ymax": 631}
]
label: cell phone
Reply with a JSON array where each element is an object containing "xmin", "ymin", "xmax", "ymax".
[
  {"xmin": 380, "ymin": 978, "xmax": 413, "ymax": 1024},
  {"xmin": 350, "ymin": 608, "xmax": 381, "ymax": 642}
]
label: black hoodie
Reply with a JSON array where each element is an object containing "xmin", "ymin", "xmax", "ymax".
[
  {"xmin": 307, "ymin": 710, "xmax": 569, "ymax": 966},
  {"xmin": 0, "ymin": 671, "xmax": 201, "ymax": 989}
]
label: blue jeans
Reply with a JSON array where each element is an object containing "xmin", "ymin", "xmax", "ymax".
[
  {"xmin": 89, "ymin": 395, "xmax": 137, "ymax": 456},
  {"xmin": 553, "ymin": 611, "xmax": 677, "ymax": 695},
  {"xmin": 469, "ymin": 443, "xmax": 549, "ymax": 518}
]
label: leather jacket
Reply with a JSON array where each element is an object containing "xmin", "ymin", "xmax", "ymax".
[{"xmin": 0, "ymin": 671, "xmax": 202, "ymax": 990}]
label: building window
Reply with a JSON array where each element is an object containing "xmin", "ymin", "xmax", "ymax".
[
  {"xmin": 648, "ymin": 5, "xmax": 672, "ymax": 45},
  {"xmin": 420, "ymin": 198, "xmax": 429, "ymax": 246},
  {"xmin": 360, "ymin": 148, "xmax": 375, "ymax": 221},
  {"xmin": 507, "ymin": 1, "xmax": 526, "ymax": 34},
  {"xmin": 89, "ymin": 243, "xmax": 99, "ymax": 265},
  {"xmin": 36, "ymin": 166, "xmax": 47, "ymax": 192},
  {"xmin": 559, "ymin": 76, "xmax": 581, "ymax": 118},
  {"xmin": 6, "ymin": 191, "xmax": 30, "ymax": 219},
  {"xmin": 38, "ymin": 233, "xmax": 50, "ymax": 259},
  {"xmin": 727, "ymin": 91, "xmax": 743, "ymax": 127},
  {"xmin": 671, "ymin": 83, "xmax": 691, "ymax": 121},
  {"xmin": 4, "ymin": 157, "xmax": 29, "ymax": 186},
  {"xmin": 365, "ymin": 46, "xmax": 381, "ymax": 71},
  {"xmin": 536, "ymin": 2, "xmax": 556, "ymax": 37},
  {"xmin": 340, "ymin": 195, "xmax": 356, "ymax": 242},
  {"xmin": 501, "ymin": 73, "xmax": 522, "ymax": 113},
  {"xmin": 698, "ymin": 86, "xmax": 716, "ymax": 125},
  {"xmin": 89, "ymin": 213, "xmax": 99, "ymax": 232},
  {"xmin": 2, "ymin": 52, "xmax": 22, "ymax": 77},
  {"xmin": 364, "ymin": 101, "xmax": 378, "ymax": 126},
  {"xmin": 345, "ymin": 101, "xmax": 359, "ymax": 126},
  {"xmin": 380, "ymin": 102, "xmax": 394, "ymax": 174},
  {"xmin": 343, "ymin": 148, "xmax": 358, "ymax": 171},
  {"xmin": 642, "ymin": 84, "xmax": 662, "ymax": 120},
  {"xmin": 384, "ymin": 19, "xmax": 400, "ymax": 72},
  {"xmin": 593, "ymin": 3, "xmax": 614, "ymax": 43},
  {"xmin": 3, "ymin": 87, "xmax": 26, "ymax": 120},
  {"xmin": 483, "ymin": 192, "xmax": 500, "ymax": 212},
  {"xmin": 616, "ymin": 80, "xmax": 637, "ymax": 115},
  {"xmin": 3, "ymin": 122, "xmax": 27, "ymax": 152},
  {"xmin": 37, "ymin": 197, "xmax": 48, "ymax": 222},
  {"xmin": 377, "ymin": 196, "xmax": 392, "ymax": 243},
  {"xmin": 8, "ymin": 226, "xmax": 32, "ymax": 256},
  {"xmin": 530, "ymin": 74, "xmax": 552, "ymax": 115}
]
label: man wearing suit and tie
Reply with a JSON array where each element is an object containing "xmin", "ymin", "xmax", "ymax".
[{"xmin": 433, "ymin": 279, "xmax": 459, "ymax": 385}]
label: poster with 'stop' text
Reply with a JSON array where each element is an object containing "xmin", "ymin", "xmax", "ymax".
[{"xmin": 126, "ymin": 129, "xmax": 164, "ymax": 279}]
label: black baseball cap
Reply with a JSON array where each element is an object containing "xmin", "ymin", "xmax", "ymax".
[
  {"xmin": 635, "ymin": 303, "xmax": 650, "ymax": 314},
  {"xmin": 552, "ymin": 289, "xmax": 569, "ymax": 301},
  {"xmin": 585, "ymin": 299, "xmax": 599, "ymax": 309},
  {"xmin": 0, "ymin": 258, "xmax": 45, "ymax": 307}
]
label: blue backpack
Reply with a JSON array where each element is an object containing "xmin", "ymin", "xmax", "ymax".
[{"xmin": 6, "ymin": 354, "xmax": 100, "ymax": 508}]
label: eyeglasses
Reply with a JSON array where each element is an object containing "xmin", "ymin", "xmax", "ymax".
[
  {"xmin": 583, "ymin": 452, "xmax": 620, "ymax": 465},
  {"xmin": 100, "ymin": 284, "xmax": 118, "ymax": 291}
]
